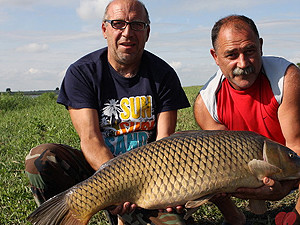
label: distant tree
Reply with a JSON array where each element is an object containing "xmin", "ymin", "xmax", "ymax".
[
  {"xmin": 6, "ymin": 88, "xmax": 11, "ymax": 93},
  {"xmin": 55, "ymin": 87, "xmax": 59, "ymax": 91},
  {"xmin": 297, "ymin": 63, "xmax": 300, "ymax": 68}
]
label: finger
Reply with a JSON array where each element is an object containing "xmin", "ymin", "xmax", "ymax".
[
  {"xmin": 210, "ymin": 193, "xmax": 231, "ymax": 203},
  {"xmin": 166, "ymin": 207, "xmax": 173, "ymax": 213},
  {"xmin": 211, "ymin": 193, "xmax": 223, "ymax": 199},
  {"xmin": 176, "ymin": 206, "xmax": 184, "ymax": 214},
  {"xmin": 129, "ymin": 204, "xmax": 137, "ymax": 213},
  {"xmin": 106, "ymin": 205, "xmax": 117, "ymax": 211},
  {"xmin": 110, "ymin": 205, "xmax": 122, "ymax": 215},
  {"xmin": 120, "ymin": 202, "xmax": 131, "ymax": 215},
  {"xmin": 263, "ymin": 177, "xmax": 275, "ymax": 186}
]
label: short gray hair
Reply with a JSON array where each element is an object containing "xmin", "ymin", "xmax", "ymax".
[{"xmin": 211, "ymin": 14, "xmax": 259, "ymax": 49}]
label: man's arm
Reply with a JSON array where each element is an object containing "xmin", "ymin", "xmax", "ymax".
[
  {"xmin": 279, "ymin": 64, "xmax": 300, "ymax": 214},
  {"xmin": 68, "ymin": 107, "xmax": 114, "ymax": 171},
  {"xmin": 156, "ymin": 110, "xmax": 177, "ymax": 140},
  {"xmin": 278, "ymin": 64, "xmax": 300, "ymax": 155},
  {"xmin": 69, "ymin": 107, "xmax": 137, "ymax": 215},
  {"xmin": 194, "ymin": 93, "xmax": 227, "ymax": 130}
]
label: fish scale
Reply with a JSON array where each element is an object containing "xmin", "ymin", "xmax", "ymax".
[{"xmin": 27, "ymin": 130, "xmax": 300, "ymax": 225}]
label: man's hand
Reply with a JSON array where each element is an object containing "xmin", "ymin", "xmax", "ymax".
[
  {"xmin": 165, "ymin": 205, "xmax": 184, "ymax": 214},
  {"xmin": 109, "ymin": 202, "xmax": 137, "ymax": 215},
  {"xmin": 110, "ymin": 203, "xmax": 184, "ymax": 215},
  {"xmin": 233, "ymin": 177, "xmax": 300, "ymax": 201}
]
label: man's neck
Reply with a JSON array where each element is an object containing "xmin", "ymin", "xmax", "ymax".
[
  {"xmin": 108, "ymin": 58, "xmax": 141, "ymax": 78},
  {"xmin": 109, "ymin": 61, "xmax": 140, "ymax": 78}
]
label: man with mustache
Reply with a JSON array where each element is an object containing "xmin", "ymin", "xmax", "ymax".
[{"xmin": 194, "ymin": 15, "xmax": 300, "ymax": 224}]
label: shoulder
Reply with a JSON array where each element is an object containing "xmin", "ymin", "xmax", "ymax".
[
  {"xmin": 262, "ymin": 56, "xmax": 293, "ymax": 104},
  {"xmin": 194, "ymin": 93, "xmax": 227, "ymax": 130},
  {"xmin": 199, "ymin": 69, "xmax": 225, "ymax": 123},
  {"xmin": 284, "ymin": 63, "xmax": 300, "ymax": 88},
  {"xmin": 262, "ymin": 56, "xmax": 292, "ymax": 81},
  {"xmin": 65, "ymin": 48, "xmax": 108, "ymax": 81},
  {"xmin": 70, "ymin": 48, "xmax": 108, "ymax": 69},
  {"xmin": 200, "ymin": 69, "xmax": 225, "ymax": 95},
  {"xmin": 142, "ymin": 50, "xmax": 176, "ymax": 74},
  {"xmin": 140, "ymin": 50, "xmax": 183, "ymax": 89},
  {"xmin": 262, "ymin": 56, "xmax": 292, "ymax": 74}
]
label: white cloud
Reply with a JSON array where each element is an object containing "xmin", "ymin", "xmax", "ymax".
[
  {"xmin": 77, "ymin": 0, "xmax": 110, "ymax": 21},
  {"xmin": 16, "ymin": 43, "xmax": 49, "ymax": 53},
  {"xmin": 169, "ymin": 61, "xmax": 182, "ymax": 70},
  {"xmin": 26, "ymin": 68, "xmax": 39, "ymax": 74}
]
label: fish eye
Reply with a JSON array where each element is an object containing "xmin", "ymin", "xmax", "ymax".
[{"xmin": 289, "ymin": 151, "xmax": 297, "ymax": 158}]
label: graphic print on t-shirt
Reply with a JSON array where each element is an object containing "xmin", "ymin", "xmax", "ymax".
[{"xmin": 100, "ymin": 95, "xmax": 155, "ymax": 156}]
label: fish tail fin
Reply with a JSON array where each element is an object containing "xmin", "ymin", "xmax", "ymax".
[{"xmin": 27, "ymin": 191, "xmax": 88, "ymax": 225}]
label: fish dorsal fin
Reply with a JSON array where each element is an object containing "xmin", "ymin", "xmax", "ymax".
[
  {"xmin": 249, "ymin": 199, "xmax": 267, "ymax": 215},
  {"xmin": 248, "ymin": 159, "xmax": 282, "ymax": 180},
  {"xmin": 185, "ymin": 194, "xmax": 215, "ymax": 208}
]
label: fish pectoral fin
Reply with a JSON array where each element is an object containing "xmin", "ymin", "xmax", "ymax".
[
  {"xmin": 248, "ymin": 159, "xmax": 282, "ymax": 180},
  {"xmin": 184, "ymin": 207, "xmax": 200, "ymax": 220},
  {"xmin": 185, "ymin": 194, "xmax": 215, "ymax": 208},
  {"xmin": 249, "ymin": 199, "xmax": 267, "ymax": 215}
]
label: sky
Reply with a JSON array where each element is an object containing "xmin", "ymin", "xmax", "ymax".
[{"xmin": 1, "ymin": 0, "xmax": 300, "ymax": 91}]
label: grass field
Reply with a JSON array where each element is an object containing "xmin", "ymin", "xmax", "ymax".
[{"xmin": 0, "ymin": 87, "xmax": 298, "ymax": 225}]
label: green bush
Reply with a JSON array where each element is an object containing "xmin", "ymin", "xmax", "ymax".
[{"xmin": 0, "ymin": 93, "xmax": 34, "ymax": 112}]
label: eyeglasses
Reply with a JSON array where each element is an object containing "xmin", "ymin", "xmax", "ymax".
[{"xmin": 104, "ymin": 20, "xmax": 149, "ymax": 31}]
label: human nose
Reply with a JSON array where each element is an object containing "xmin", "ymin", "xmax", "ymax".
[
  {"xmin": 237, "ymin": 54, "xmax": 249, "ymax": 68},
  {"xmin": 121, "ymin": 24, "xmax": 134, "ymax": 37}
]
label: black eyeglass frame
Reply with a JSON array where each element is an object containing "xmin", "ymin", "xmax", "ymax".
[{"xmin": 104, "ymin": 20, "xmax": 149, "ymax": 31}]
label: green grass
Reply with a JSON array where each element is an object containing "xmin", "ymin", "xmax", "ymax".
[{"xmin": 0, "ymin": 88, "xmax": 298, "ymax": 224}]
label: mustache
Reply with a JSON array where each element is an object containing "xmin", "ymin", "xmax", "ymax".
[{"xmin": 233, "ymin": 66, "xmax": 255, "ymax": 76}]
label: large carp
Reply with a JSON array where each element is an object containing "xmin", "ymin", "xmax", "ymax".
[{"xmin": 27, "ymin": 130, "xmax": 300, "ymax": 225}]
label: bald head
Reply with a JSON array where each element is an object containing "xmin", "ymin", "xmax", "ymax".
[{"xmin": 103, "ymin": 0, "xmax": 150, "ymax": 24}]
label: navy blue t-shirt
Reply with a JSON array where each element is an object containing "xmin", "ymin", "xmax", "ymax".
[{"xmin": 57, "ymin": 47, "xmax": 190, "ymax": 156}]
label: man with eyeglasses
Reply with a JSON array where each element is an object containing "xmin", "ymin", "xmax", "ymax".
[{"xmin": 25, "ymin": 0, "xmax": 191, "ymax": 225}]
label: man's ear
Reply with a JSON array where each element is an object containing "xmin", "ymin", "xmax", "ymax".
[
  {"xmin": 210, "ymin": 48, "xmax": 219, "ymax": 66},
  {"xmin": 102, "ymin": 22, "xmax": 107, "ymax": 39},
  {"xmin": 259, "ymin": 38, "xmax": 263, "ymax": 56},
  {"xmin": 145, "ymin": 26, "xmax": 150, "ymax": 42}
]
